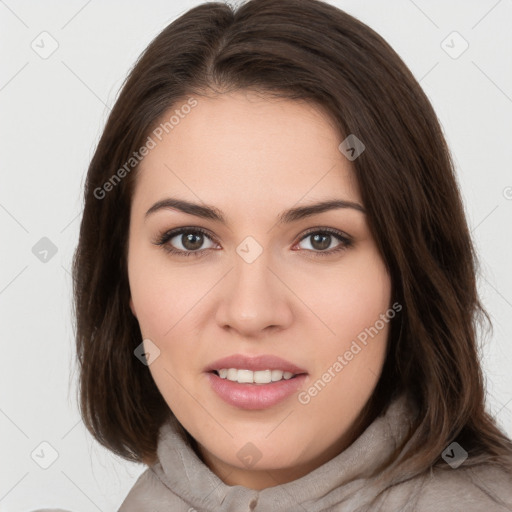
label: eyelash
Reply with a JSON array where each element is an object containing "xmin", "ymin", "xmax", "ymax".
[{"xmin": 152, "ymin": 226, "xmax": 353, "ymax": 258}]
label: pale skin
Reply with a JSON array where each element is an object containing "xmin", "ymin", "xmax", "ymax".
[{"xmin": 127, "ymin": 90, "xmax": 392, "ymax": 490}]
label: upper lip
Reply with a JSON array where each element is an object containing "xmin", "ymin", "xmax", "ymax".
[{"xmin": 204, "ymin": 354, "xmax": 308, "ymax": 374}]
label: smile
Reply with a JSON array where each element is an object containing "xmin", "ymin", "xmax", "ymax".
[{"xmin": 206, "ymin": 371, "xmax": 308, "ymax": 410}]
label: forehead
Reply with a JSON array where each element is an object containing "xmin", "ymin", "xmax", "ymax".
[{"xmin": 132, "ymin": 91, "xmax": 361, "ymax": 213}]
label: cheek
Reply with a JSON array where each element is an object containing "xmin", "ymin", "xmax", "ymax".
[
  {"xmin": 128, "ymin": 248, "xmax": 204, "ymax": 415},
  {"xmin": 128, "ymin": 246, "xmax": 207, "ymax": 337},
  {"xmin": 295, "ymin": 260, "xmax": 391, "ymax": 436},
  {"xmin": 305, "ymin": 252, "xmax": 391, "ymax": 343},
  {"xmin": 297, "ymin": 251, "xmax": 391, "ymax": 398}
]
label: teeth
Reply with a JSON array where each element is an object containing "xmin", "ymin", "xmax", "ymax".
[
  {"xmin": 271, "ymin": 370, "xmax": 284, "ymax": 381},
  {"xmin": 216, "ymin": 368, "xmax": 297, "ymax": 384}
]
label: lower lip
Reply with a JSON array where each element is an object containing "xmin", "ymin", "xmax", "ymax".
[{"xmin": 206, "ymin": 372, "xmax": 308, "ymax": 410}]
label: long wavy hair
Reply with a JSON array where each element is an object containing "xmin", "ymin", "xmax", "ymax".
[{"xmin": 72, "ymin": 0, "xmax": 512, "ymax": 487}]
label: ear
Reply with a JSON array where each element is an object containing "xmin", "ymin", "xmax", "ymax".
[{"xmin": 129, "ymin": 297, "xmax": 137, "ymax": 318}]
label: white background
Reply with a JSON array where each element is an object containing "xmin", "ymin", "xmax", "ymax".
[{"xmin": 1, "ymin": 0, "xmax": 511, "ymax": 510}]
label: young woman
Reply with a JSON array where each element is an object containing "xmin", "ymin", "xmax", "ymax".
[{"xmin": 69, "ymin": 0, "xmax": 512, "ymax": 510}]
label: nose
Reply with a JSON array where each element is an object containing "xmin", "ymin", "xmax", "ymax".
[{"xmin": 215, "ymin": 248, "xmax": 294, "ymax": 337}]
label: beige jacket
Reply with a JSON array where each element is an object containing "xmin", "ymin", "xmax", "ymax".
[
  {"xmin": 115, "ymin": 392, "xmax": 512, "ymax": 511},
  {"xmin": 33, "ymin": 392, "xmax": 512, "ymax": 511}
]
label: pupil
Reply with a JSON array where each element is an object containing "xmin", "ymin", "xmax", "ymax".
[
  {"xmin": 311, "ymin": 234, "xmax": 330, "ymax": 250},
  {"xmin": 183, "ymin": 233, "xmax": 203, "ymax": 250}
]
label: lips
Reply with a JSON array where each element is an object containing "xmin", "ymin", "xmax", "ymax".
[
  {"xmin": 207, "ymin": 372, "xmax": 308, "ymax": 409},
  {"xmin": 204, "ymin": 353, "xmax": 308, "ymax": 375}
]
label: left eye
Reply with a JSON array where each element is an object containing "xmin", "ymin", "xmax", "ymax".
[{"xmin": 296, "ymin": 230, "xmax": 351, "ymax": 254}]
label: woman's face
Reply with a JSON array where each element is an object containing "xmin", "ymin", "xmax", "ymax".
[{"xmin": 127, "ymin": 90, "xmax": 392, "ymax": 489}]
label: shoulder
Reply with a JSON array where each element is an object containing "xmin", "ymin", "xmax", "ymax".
[
  {"xmin": 381, "ymin": 463, "xmax": 512, "ymax": 512},
  {"xmin": 117, "ymin": 464, "xmax": 184, "ymax": 512}
]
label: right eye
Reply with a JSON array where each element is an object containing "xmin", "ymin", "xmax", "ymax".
[{"xmin": 153, "ymin": 227, "xmax": 219, "ymax": 257}]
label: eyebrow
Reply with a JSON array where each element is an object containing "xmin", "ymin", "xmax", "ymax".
[{"xmin": 145, "ymin": 197, "xmax": 366, "ymax": 224}]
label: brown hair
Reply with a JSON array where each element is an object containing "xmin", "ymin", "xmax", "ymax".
[{"xmin": 72, "ymin": 0, "xmax": 512, "ymax": 487}]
